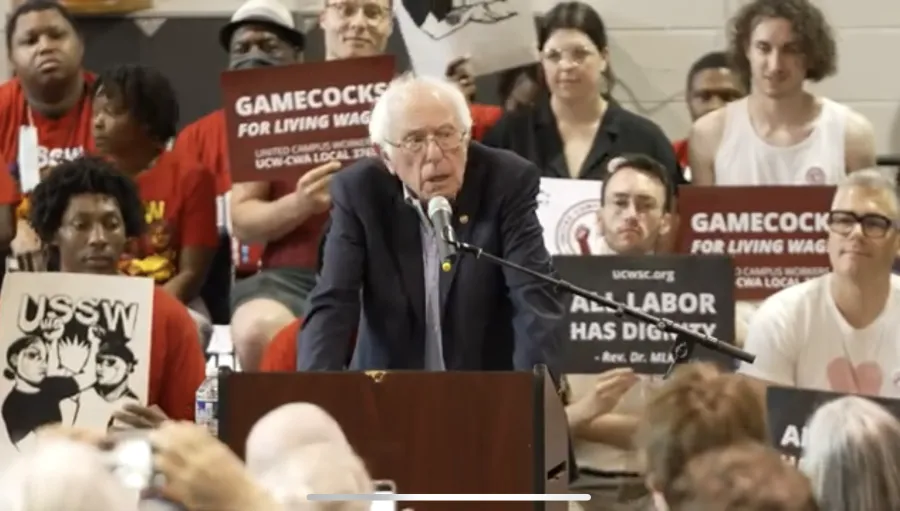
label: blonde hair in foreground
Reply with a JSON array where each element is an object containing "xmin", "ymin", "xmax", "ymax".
[
  {"xmin": 636, "ymin": 362, "xmax": 768, "ymax": 494},
  {"xmin": 800, "ymin": 396, "xmax": 900, "ymax": 511}
]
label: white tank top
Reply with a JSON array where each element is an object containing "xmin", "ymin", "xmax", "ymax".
[{"xmin": 713, "ymin": 97, "xmax": 849, "ymax": 185}]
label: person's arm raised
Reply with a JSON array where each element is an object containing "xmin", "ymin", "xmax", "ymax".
[{"xmin": 230, "ymin": 161, "xmax": 341, "ymax": 243}]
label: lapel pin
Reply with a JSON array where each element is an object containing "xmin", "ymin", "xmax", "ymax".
[{"xmin": 459, "ymin": 214, "xmax": 469, "ymax": 224}]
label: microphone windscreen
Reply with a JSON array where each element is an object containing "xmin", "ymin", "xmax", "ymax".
[{"xmin": 427, "ymin": 196, "xmax": 452, "ymax": 218}]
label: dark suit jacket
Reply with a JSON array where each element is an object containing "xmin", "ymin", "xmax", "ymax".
[{"xmin": 297, "ymin": 142, "xmax": 568, "ymax": 372}]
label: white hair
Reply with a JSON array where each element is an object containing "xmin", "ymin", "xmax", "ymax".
[
  {"xmin": 800, "ymin": 396, "xmax": 900, "ymax": 511},
  {"xmin": 255, "ymin": 444, "xmax": 373, "ymax": 511},
  {"xmin": 245, "ymin": 402, "xmax": 351, "ymax": 476},
  {"xmin": 0, "ymin": 439, "xmax": 138, "ymax": 511},
  {"xmin": 368, "ymin": 72, "xmax": 473, "ymax": 156}
]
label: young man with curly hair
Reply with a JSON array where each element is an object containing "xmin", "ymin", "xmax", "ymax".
[
  {"xmin": 688, "ymin": 0, "xmax": 876, "ymax": 186},
  {"xmin": 27, "ymin": 155, "xmax": 206, "ymax": 427}
]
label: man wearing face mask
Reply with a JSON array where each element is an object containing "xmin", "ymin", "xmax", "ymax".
[{"xmin": 173, "ymin": 0, "xmax": 342, "ymax": 371}]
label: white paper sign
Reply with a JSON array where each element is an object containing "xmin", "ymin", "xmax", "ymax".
[
  {"xmin": 0, "ymin": 273, "xmax": 153, "ymax": 464},
  {"xmin": 537, "ymin": 177, "xmax": 605, "ymax": 255},
  {"xmin": 394, "ymin": 0, "xmax": 539, "ymax": 78}
]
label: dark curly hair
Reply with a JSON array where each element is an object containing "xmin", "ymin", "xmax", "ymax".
[
  {"xmin": 727, "ymin": 0, "xmax": 837, "ymax": 84},
  {"xmin": 29, "ymin": 156, "xmax": 144, "ymax": 244},
  {"xmin": 92, "ymin": 63, "xmax": 179, "ymax": 144}
]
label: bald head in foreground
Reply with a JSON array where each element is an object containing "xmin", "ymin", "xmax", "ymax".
[
  {"xmin": 245, "ymin": 403, "xmax": 373, "ymax": 511},
  {"xmin": 298, "ymin": 73, "xmax": 568, "ymax": 373},
  {"xmin": 245, "ymin": 402, "xmax": 351, "ymax": 475}
]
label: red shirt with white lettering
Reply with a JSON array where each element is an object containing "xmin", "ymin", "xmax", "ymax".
[
  {"xmin": 0, "ymin": 72, "xmax": 96, "ymax": 206},
  {"xmin": 119, "ymin": 151, "xmax": 218, "ymax": 284}
]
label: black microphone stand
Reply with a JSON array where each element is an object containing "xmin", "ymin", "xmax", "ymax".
[{"xmin": 447, "ymin": 239, "xmax": 755, "ymax": 377}]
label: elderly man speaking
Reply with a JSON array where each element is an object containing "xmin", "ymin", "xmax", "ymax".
[{"xmin": 297, "ymin": 74, "xmax": 567, "ymax": 372}]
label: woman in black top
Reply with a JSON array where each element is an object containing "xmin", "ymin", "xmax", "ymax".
[{"xmin": 483, "ymin": 2, "xmax": 683, "ymax": 186}]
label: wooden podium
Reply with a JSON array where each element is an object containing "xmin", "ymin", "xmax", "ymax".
[{"xmin": 219, "ymin": 366, "xmax": 570, "ymax": 511}]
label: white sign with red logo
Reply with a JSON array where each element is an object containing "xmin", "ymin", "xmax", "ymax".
[{"xmin": 536, "ymin": 178, "xmax": 604, "ymax": 256}]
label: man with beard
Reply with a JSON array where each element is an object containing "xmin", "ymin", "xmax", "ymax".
[{"xmin": 0, "ymin": 1, "xmax": 95, "ymax": 270}]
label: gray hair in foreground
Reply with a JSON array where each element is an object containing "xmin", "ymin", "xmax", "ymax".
[
  {"xmin": 800, "ymin": 396, "xmax": 900, "ymax": 511},
  {"xmin": 836, "ymin": 168, "xmax": 900, "ymax": 216},
  {"xmin": 245, "ymin": 402, "xmax": 352, "ymax": 476},
  {"xmin": 368, "ymin": 72, "xmax": 473, "ymax": 156},
  {"xmin": 0, "ymin": 439, "xmax": 137, "ymax": 511},
  {"xmin": 255, "ymin": 443, "xmax": 373, "ymax": 511}
]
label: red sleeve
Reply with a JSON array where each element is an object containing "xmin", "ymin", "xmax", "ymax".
[
  {"xmin": 172, "ymin": 122, "xmax": 202, "ymax": 164},
  {"xmin": 180, "ymin": 164, "xmax": 219, "ymax": 249},
  {"xmin": 672, "ymin": 139, "xmax": 689, "ymax": 169},
  {"xmin": 260, "ymin": 319, "xmax": 302, "ymax": 372},
  {"xmin": 0, "ymin": 168, "xmax": 19, "ymax": 205},
  {"xmin": 151, "ymin": 289, "xmax": 206, "ymax": 421},
  {"xmin": 469, "ymin": 104, "xmax": 504, "ymax": 141}
]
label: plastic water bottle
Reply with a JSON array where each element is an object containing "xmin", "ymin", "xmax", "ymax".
[{"xmin": 195, "ymin": 366, "xmax": 230, "ymax": 436}]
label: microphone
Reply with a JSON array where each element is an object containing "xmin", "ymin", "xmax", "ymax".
[{"xmin": 427, "ymin": 196, "xmax": 458, "ymax": 272}]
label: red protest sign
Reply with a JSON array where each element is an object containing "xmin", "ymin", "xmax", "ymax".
[
  {"xmin": 221, "ymin": 55, "xmax": 396, "ymax": 183},
  {"xmin": 676, "ymin": 186, "xmax": 834, "ymax": 301}
]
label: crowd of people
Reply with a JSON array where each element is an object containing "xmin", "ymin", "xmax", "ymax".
[{"xmin": 2, "ymin": 0, "xmax": 900, "ymax": 509}]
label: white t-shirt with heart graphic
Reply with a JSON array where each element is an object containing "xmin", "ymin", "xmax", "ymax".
[{"xmin": 739, "ymin": 274, "xmax": 900, "ymax": 397}]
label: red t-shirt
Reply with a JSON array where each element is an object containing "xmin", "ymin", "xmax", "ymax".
[
  {"xmin": 173, "ymin": 109, "xmax": 231, "ymax": 196},
  {"xmin": 262, "ymin": 182, "xmax": 327, "ymax": 269},
  {"xmin": 260, "ymin": 318, "xmax": 302, "ymax": 372},
  {"xmin": 148, "ymin": 286, "xmax": 207, "ymax": 420},
  {"xmin": 120, "ymin": 152, "xmax": 218, "ymax": 284},
  {"xmin": 259, "ymin": 318, "xmax": 357, "ymax": 372},
  {"xmin": 174, "ymin": 109, "xmax": 263, "ymax": 275},
  {"xmin": 470, "ymin": 103, "xmax": 503, "ymax": 142},
  {"xmin": 0, "ymin": 73, "xmax": 96, "ymax": 206}
]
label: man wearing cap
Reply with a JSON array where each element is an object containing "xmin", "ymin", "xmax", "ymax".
[
  {"xmin": 177, "ymin": 0, "xmax": 492, "ymax": 371},
  {"xmin": 173, "ymin": 0, "xmax": 321, "ymax": 371}
]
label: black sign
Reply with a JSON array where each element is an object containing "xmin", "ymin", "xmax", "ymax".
[
  {"xmin": 767, "ymin": 386, "xmax": 900, "ymax": 465},
  {"xmin": 554, "ymin": 255, "xmax": 735, "ymax": 375}
]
